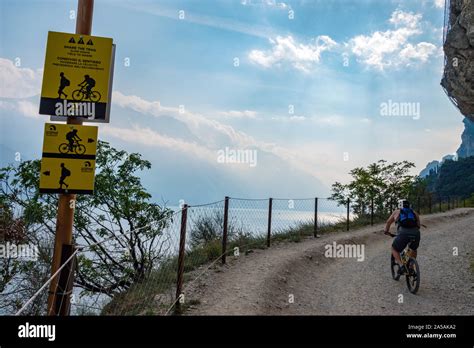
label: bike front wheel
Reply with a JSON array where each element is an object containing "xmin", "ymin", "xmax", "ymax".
[
  {"xmin": 406, "ymin": 258, "xmax": 420, "ymax": 294},
  {"xmin": 90, "ymin": 91, "xmax": 101, "ymax": 102},
  {"xmin": 72, "ymin": 90, "xmax": 84, "ymax": 101},
  {"xmin": 75, "ymin": 144, "xmax": 86, "ymax": 155}
]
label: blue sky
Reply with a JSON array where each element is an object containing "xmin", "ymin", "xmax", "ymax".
[{"xmin": 0, "ymin": 0, "xmax": 465, "ymax": 205}]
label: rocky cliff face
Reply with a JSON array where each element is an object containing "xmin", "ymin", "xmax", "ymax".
[
  {"xmin": 441, "ymin": 0, "xmax": 474, "ymax": 121},
  {"xmin": 457, "ymin": 117, "xmax": 474, "ymax": 157},
  {"xmin": 419, "ymin": 160, "xmax": 440, "ymax": 178},
  {"xmin": 420, "ymin": 118, "xmax": 474, "ymax": 177}
]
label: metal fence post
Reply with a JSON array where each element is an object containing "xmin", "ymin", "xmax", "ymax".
[
  {"xmin": 346, "ymin": 198, "xmax": 350, "ymax": 231},
  {"xmin": 464, "ymin": 198, "xmax": 466, "ymax": 208},
  {"xmin": 448, "ymin": 196, "xmax": 450, "ymax": 210},
  {"xmin": 439, "ymin": 197, "xmax": 442, "ymax": 213},
  {"xmin": 370, "ymin": 197, "xmax": 374, "ymax": 226},
  {"xmin": 175, "ymin": 204, "xmax": 188, "ymax": 314},
  {"xmin": 314, "ymin": 197, "xmax": 318, "ymax": 237},
  {"xmin": 267, "ymin": 198, "xmax": 273, "ymax": 247},
  {"xmin": 222, "ymin": 197, "xmax": 229, "ymax": 264}
]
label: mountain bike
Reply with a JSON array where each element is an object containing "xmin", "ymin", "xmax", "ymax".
[
  {"xmin": 59, "ymin": 140, "xmax": 86, "ymax": 155},
  {"xmin": 72, "ymin": 85, "xmax": 101, "ymax": 102},
  {"xmin": 385, "ymin": 232, "xmax": 420, "ymax": 294}
]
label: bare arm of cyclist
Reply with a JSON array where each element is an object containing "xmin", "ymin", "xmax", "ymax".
[{"xmin": 384, "ymin": 210, "xmax": 398, "ymax": 233}]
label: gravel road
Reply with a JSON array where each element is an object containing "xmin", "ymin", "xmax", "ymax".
[{"xmin": 186, "ymin": 208, "xmax": 474, "ymax": 315}]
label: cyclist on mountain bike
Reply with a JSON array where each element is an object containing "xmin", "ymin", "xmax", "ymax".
[
  {"xmin": 78, "ymin": 75, "xmax": 96, "ymax": 98},
  {"xmin": 383, "ymin": 199, "xmax": 421, "ymax": 275},
  {"xmin": 65, "ymin": 129, "xmax": 82, "ymax": 152}
]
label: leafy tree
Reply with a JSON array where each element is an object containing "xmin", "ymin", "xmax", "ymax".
[
  {"xmin": 330, "ymin": 160, "xmax": 416, "ymax": 216},
  {"xmin": 0, "ymin": 141, "xmax": 173, "ymax": 314}
]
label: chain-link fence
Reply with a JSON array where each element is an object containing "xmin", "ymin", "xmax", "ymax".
[{"xmin": 8, "ymin": 194, "xmax": 469, "ymax": 316}]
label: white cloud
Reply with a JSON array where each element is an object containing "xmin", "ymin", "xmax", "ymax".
[
  {"xmin": 389, "ymin": 9, "xmax": 422, "ymax": 29},
  {"xmin": 112, "ymin": 91, "xmax": 331, "ymax": 181},
  {"xmin": 101, "ymin": 125, "xmax": 217, "ymax": 163},
  {"xmin": 271, "ymin": 114, "xmax": 344, "ymax": 126},
  {"xmin": 117, "ymin": 2, "xmax": 276, "ymax": 39},
  {"xmin": 113, "ymin": 91, "xmax": 256, "ymax": 149},
  {"xmin": 16, "ymin": 100, "xmax": 40, "ymax": 118},
  {"xmin": 0, "ymin": 58, "xmax": 42, "ymax": 98},
  {"xmin": 313, "ymin": 115, "xmax": 344, "ymax": 126},
  {"xmin": 217, "ymin": 110, "xmax": 258, "ymax": 119},
  {"xmin": 433, "ymin": 0, "xmax": 444, "ymax": 9},
  {"xmin": 271, "ymin": 115, "xmax": 306, "ymax": 121},
  {"xmin": 399, "ymin": 42, "xmax": 437, "ymax": 63},
  {"xmin": 0, "ymin": 99, "xmax": 40, "ymax": 119},
  {"xmin": 349, "ymin": 10, "xmax": 437, "ymax": 70},
  {"xmin": 248, "ymin": 10, "xmax": 437, "ymax": 72},
  {"xmin": 241, "ymin": 0, "xmax": 290, "ymax": 9},
  {"xmin": 248, "ymin": 35, "xmax": 337, "ymax": 72}
]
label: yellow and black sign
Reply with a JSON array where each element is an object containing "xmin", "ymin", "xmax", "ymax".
[
  {"xmin": 42, "ymin": 123, "xmax": 98, "ymax": 157},
  {"xmin": 40, "ymin": 158, "xmax": 96, "ymax": 194},
  {"xmin": 39, "ymin": 31, "xmax": 114, "ymax": 122},
  {"xmin": 39, "ymin": 123, "xmax": 98, "ymax": 194}
]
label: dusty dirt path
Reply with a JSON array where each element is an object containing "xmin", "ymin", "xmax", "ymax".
[{"xmin": 186, "ymin": 208, "xmax": 474, "ymax": 315}]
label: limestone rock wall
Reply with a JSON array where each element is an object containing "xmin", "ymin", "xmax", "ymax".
[{"xmin": 441, "ymin": 0, "xmax": 474, "ymax": 121}]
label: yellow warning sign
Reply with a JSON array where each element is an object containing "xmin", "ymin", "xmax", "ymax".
[
  {"xmin": 39, "ymin": 123, "xmax": 98, "ymax": 194},
  {"xmin": 40, "ymin": 157, "xmax": 96, "ymax": 194},
  {"xmin": 42, "ymin": 123, "xmax": 98, "ymax": 157},
  {"xmin": 39, "ymin": 31, "xmax": 113, "ymax": 122}
]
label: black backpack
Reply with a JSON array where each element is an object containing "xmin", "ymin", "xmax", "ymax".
[{"xmin": 398, "ymin": 207, "xmax": 417, "ymax": 228}]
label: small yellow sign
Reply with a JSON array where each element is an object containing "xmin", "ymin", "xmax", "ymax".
[
  {"xmin": 42, "ymin": 123, "xmax": 98, "ymax": 157},
  {"xmin": 39, "ymin": 123, "xmax": 98, "ymax": 194},
  {"xmin": 39, "ymin": 31, "xmax": 113, "ymax": 122},
  {"xmin": 40, "ymin": 158, "xmax": 96, "ymax": 194}
]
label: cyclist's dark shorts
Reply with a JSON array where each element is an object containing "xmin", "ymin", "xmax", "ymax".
[{"xmin": 392, "ymin": 228, "xmax": 420, "ymax": 253}]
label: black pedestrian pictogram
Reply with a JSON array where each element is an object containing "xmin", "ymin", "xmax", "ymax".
[
  {"xmin": 57, "ymin": 72, "xmax": 70, "ymax": 99},
  {"xmin": 59, "ymin": 163, "xmax": 71, "ymax": 189},
  {"xmin": 78, "ymin": 37, "xmax": 84, "ymax": 44},
  {"xmin": 87, "ymin": 39, "xmax": 93, "ymax": 45},
  {"xmin": 68, "ymin": 37, "xmax": 75, "ymax": 43}
]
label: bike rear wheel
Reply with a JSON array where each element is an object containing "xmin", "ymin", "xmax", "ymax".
[
  {"xmin": 391, "ymin": 255, "xmax": 400, "ymax": 281},
  {"xmin": 72, "ymin": 90, "xmax": 84, "ymax": 101},
  {"xmin": 405, "ymin": 258, "xmax": 420, "ymax": 294},
  {"xmin": 59, "ymin": 143, "xmax": 70, "ymax": 154}
]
